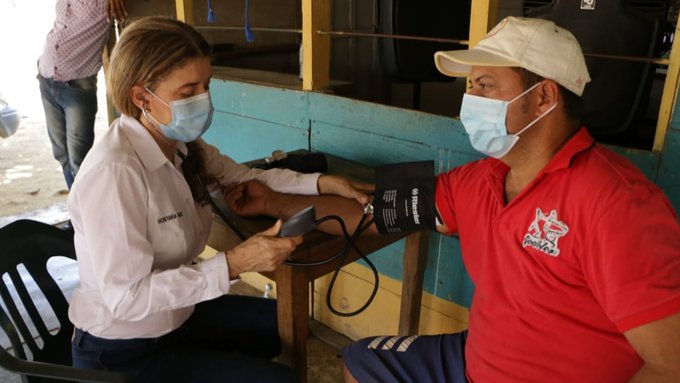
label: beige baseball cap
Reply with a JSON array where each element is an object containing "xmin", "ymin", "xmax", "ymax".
[{"xmin": 434, "ymin": 16, "xmax": 591, "ymax": 96}]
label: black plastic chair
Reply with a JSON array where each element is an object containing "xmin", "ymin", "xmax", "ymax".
[
  {"xmin": 524, "ymin": 0, "xmax": 662, "ymax": 143},
  {"xmin": 0, "ymin": 219, "xmax": 134, "ymax": 383}
]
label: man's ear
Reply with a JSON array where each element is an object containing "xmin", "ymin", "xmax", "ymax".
[
  {"xmin": 536, "ymin": 80, "xmax": 560, "ymax": 113},
  {"xmin": 130, "ymin": 85, "xmax": 147, "ymax": 110}
]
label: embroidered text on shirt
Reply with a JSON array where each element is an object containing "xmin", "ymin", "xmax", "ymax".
[
  {"xmin": 157, "ymin": 211, "xmax": 183, "ymax": 224},
  {"xmin": 522, "ymin": 208, "xmax": 569, "ymax": 257}
]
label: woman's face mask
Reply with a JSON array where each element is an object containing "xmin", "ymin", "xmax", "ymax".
[
  {"xmin": 142, "ymin": 89, "xmax": 214, "ymax": 143},
  {"xmin": 460, "ymin": 82, "xmax": 557, "ymax": 159}
]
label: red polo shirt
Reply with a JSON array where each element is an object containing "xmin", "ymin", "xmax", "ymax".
[{"xmin": 435, "ymin": 127, "xmax": 680, "ymax": 382}]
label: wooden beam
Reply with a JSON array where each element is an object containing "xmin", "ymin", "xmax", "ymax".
[
  {"xmin": 653, "ymin": 17, "xmax": 680, "ymax": 152},
  {"xmin": 274, "ymin": 265, "xmax": 310, "ymax": 383},
  {"xmin": 175, "ymin": 0, "xmax": 194, "ymax": 24},
  {"xmin": 468, "ymin": 0, "xmax": 498, "ymax": 47},
  {"xmin": 398, "ymin": 231, "xmax": 429, "ymax": 335},
  {"xmin": 302, "ymin": 0, "xmax": 330, "ymax": 91},
  {"xmin": 466, "ymin": 0, "xmax": 498, "ymax": 94}
]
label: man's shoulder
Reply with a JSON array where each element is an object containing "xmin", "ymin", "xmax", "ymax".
[
  {"xmin": 576, "ymin": 143, "xmax": 655, "ymax": 189},
  {"xmin": 438, "ymin": 157, "xmax": 499, "ymax": 181},
  {"xmin": 568, "ymin": 144, "xmax": 675, "ymax": 220}
]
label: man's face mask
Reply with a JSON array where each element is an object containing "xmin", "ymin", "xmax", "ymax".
[
  {"xmin": 142, "ymin": 89, "xmax": 214, "ymax": 143},
  {"xmin": 460, "ymin": 82, "xmax": 557, "ymax": 159}
]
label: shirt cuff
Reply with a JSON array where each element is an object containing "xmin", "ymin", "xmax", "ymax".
[
  {"xmin": 615, "ymin": 296, "xmax": 680, "ymax": 332},
  {"xmin": 203, "ymin": 252, "xmax": 234, "ymax": 293},
  {"xmin": 274, "ymin": 171, "xmax": 321, "ymax": 195}
]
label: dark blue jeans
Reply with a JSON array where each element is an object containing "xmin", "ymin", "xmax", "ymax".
[
  {"xmin": 38, "ymin": 74, "xmax": 98, "ymax": 189},
  {"xmin": 72, "ymin": 295, "xmax": 298, "ymax": 383}
]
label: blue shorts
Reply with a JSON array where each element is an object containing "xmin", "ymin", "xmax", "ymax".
[{"xmin": 342, "ymin": 331, "xmax": 468, "ymax": 383}]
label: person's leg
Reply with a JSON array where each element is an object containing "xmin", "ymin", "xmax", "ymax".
[
  {"xmin": 342, "ymin": 332, "xmax": 468, "ymax": 383},
  {"xmin": 343, "ymin": 364, "xmax": 359, "ymax": 383},
  {"xmin": 149, "ymin": 295, "xmax": 296, "ymax": 382},
  {"xmin": 71, "ymin": 328, "xmax": 160, "ymax": 378},
  {"xmin": 38, "ymin": 75, "xmax": 71, "ymax": 187},
  {"xmin": 181, "ymin": 294, "xmax": 282, "ymax": 359},
  {"xmin": 72, "ymin": 296, "xmax": 293, "ymax": 382},
  {"xmin": 73, "ymin": 323, "xmax": 297, "ymax": 383},
  {"xmin": 146, "ymin": 346, "xmax": 298, "ymax": 383},
  {"xmin": 61, "ymin": 76, "xmax": 97, "ymax": 184}
]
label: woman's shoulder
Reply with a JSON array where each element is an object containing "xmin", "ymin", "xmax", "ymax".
[{"xmin": 78, "ymin": 118, "xmax": 143, "ymax": 176}]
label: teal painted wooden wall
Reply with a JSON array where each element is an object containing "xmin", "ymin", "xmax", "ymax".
[{"xmin": 204, "ymin": 78, "xmax": 680, "ymax": 308}]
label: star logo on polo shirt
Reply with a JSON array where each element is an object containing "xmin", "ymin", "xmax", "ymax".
[{"xmin": 522, "ymin": 208, "xmax": 569, "ymax": 257}]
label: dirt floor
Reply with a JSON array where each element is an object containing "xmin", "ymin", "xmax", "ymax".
[{"xmin": 0, "ymin": 107, "xmax": 109, "ymax": 223}]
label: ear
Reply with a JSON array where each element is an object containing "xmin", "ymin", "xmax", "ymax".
[
  {"xmin": 536, "ymin": 80, "xmax": 560, "ymax": 113},
  {"xmin": 130, "ymin": 85, "xmax": 148, "ymax": 110}
]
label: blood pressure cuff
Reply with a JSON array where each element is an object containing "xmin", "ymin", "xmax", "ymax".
[{"xmin": 373, "ymin": 160, "xmax": 437, "ymax": 235}]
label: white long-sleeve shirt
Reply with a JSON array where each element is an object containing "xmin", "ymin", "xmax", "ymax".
[{"xmin": 67, "ymin": 115, "xmax": 320, "ymax": 339}]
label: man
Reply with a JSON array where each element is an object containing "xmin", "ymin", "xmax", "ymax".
[
  {"xmin": 227, "ymin": 17, "xmax": 680, "ymax": 382},
  {"xmin": 37, "ymin": 0, "xmax": 127, "ymax": 189}
]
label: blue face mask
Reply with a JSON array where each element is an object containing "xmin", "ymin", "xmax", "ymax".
[
  {"xmin": 142, "ymin": 89, "xmax": 214, "ymax": 143},
  {"xmin": 459, "ymin": 82, "xmax": 557, "ymax": 159}
]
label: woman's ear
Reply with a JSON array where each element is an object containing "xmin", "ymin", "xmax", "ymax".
[{"xmin": 129, "ymin": 85, "xmax": 147, "ymax": 110}]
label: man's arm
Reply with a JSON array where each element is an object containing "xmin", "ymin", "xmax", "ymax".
[
  {"xmin": 625, "ymin": 311, "xmax": 680, "ymax": 382},
  {"xmin": 227, "ymin": 179, "xmax": 452, "ymax": 237},
  {"xmin": 226, "ymin": 180, "xmax": 376, "ymax": 236},
  {"xmin": 435, "ymin": 205, "xmax": 450, "ymax": 234}
]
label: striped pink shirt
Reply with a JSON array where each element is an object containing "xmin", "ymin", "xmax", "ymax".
[{"xmin": 38, "ymin": 0, "xmax": 111, "ymax": 81}]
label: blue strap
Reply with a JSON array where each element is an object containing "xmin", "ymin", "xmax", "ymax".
[{"xmin": 245, "ymin": 0, "xmax": 255, "ymax": 42}]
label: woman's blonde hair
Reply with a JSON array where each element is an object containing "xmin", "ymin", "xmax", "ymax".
[
  {"xmin": 108, "ymin": 17, "xmax": 214, "ymax": 203},
  {"xmin": 107, "ymin": 16, "xmax": 212, "ymax": 118}
]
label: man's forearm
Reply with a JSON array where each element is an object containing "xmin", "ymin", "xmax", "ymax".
[{"xmin": 267, "ymin": 193, "xmax": 377, "ymax": 236}]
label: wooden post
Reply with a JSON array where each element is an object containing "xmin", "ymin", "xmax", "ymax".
[
  {"xmin": 275, "ymin": 266, "xmax": 310, "ymax": 383},
  {"xmin": 465, "ymin": 0, "xmax": 498, "ymax": 93},
  {"xmin": 302, "ymin": 0, "xmax": 331, "ymax": 91},
  {"xmin": 398, "ymin": 231, "xmax": 429, "ymax": 335},
  {"xmin": 175, "ymin": 0, "xmax": 194, "ymax": 24},
  {"xmin": 468, "ymin": 0, "xmax": 498, "ymax": 48},
  {"xmin": 654, "ymin": 17, "xmax": 680, "ymax": 152}
]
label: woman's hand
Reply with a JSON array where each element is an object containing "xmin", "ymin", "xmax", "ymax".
[
  {"xmin": 225, "ymin": 220, "xmax": 302, "ymax": 278},
  {"xmin": 317, "ymin": 175, "xmax": 374, "ymax": 205}
]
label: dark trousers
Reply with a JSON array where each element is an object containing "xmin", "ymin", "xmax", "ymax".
[
  {"xmin": 343, "ymin": 331, "xmax": 468, "ymax": 383},
  {"xmin": 72, "ymin": 295, "xmax": 298, "ymax": 383}
]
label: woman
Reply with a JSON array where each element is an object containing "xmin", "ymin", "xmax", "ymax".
[{"xmin": 68, "ymin": 16, "xmax": 369, "ymax": 382}]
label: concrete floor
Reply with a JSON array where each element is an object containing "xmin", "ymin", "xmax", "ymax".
[{"xmin": 0, "ymin": 207, "xmax": 349, "ymax": 383}]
